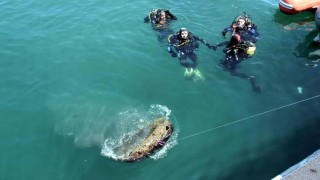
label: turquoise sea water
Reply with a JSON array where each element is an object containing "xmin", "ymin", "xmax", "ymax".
[{"xmin": 1, "ymin": 0, "xmax": 320, "ymax": 179}]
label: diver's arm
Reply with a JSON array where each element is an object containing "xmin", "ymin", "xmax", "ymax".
[
  {"xmin": 165, "ymin": 10, "xmax": 177, "ymax": 20},
  {"xmin": 193, "ymin": 35, "xmax": 212, "ymax": 49},
  {"xmin": 222, "ymin": 26, "xmax": 233, "ymax": 36},
  {"xmin": 167, "ymin": 35, "xmax": 177, "ymax": 57},
  {"xmin": 171, "ymin": 14, "xmax": 177, "ymax": 20},
  {"xmin": 212, "ymin": 41, "xmax": 229, "ymax": 51},
  {"xmin": 144, "ymin": 13, "xmax": 151, "ymax": 23},
  {"xmin": 248, "ymin": 28, "xmax": 260, "ymax": 38},
  {"xmin": 246, "ymin": 23, "xmax": 259, "ymax": 37}
]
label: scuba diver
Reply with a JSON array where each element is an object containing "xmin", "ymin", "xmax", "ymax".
[
  {"xmin": 213, "ymin": 34, "xmax": 261, "ymax": 93},
  {"xmin": 167, "ymin": 28, "xmax": 212, "ymax": 80},
  {"xmin": 222, "ymin": 12, "xmax": 260, "ymax": 43},
  {"xmin": 144, "ymin": 9, "xmax": 177, "ymax": 42}
]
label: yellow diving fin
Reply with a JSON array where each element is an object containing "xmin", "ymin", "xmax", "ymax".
[
  {"xmin": 193, "ymin": 69, "xmax": 205, "ymax": 82},
  {"xmin": 184, "ymin": 68, "xmax": 194, "ymax": 77}
]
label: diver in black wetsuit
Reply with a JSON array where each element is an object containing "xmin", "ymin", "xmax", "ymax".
[
  {"xmin": 144, "ymin": 9, "xmax": 177, "ymax": 42},
  {"xmin": 167, "ymin": 28, "xmax": 212, "ymax": 78},
  {"xmin": 213, "ymin": 34, "xmax": 261, "ymax": 93},
  {"xmin": 167, "ymin": 28, "xmax": 212, "ymax": 68},
  {"xmin": 222, "ymin": 12, "xmax": 260, "ymax": 43}
]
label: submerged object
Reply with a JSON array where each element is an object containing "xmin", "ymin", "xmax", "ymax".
[
  {"xmin": 279, "ymin": 0, "xmax": 320, "ymax": 14},
  {"xmin": 297, "ymin": 86, "xmax": 303, "ymax": 94},
  {"xmin": 116, "ymin": 117, "xmax": 173, "ymax": 162}
]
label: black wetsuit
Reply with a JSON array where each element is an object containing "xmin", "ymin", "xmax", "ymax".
[
  {"xmin": 214, "ymin": 39, "xmax": 261, "ymax": 93},
  {"xmin": 168, "ymin": 32, "xmax": 211, "ymax": 68},
  {"xmin": 224, "ymin": 43, "xmax": 249, "ymax": 70},
  {"xmin": 215, "ymin": 40, "xmax": 253, "ymax": 70}
]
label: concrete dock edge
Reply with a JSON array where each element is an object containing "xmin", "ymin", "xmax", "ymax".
[{"xmin": 272, "ymin": 149, "xmax": 320, "ymax": 180}]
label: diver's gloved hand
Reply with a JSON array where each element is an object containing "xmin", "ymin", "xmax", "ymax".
[
  {"xmin": 222, "ymin": 31, "xmax": 226, "ymax": 37},
  {"xmin": 212, "ymin": 45, "xmax": 218, "ymax": 51},
  {"xmin": 203, "ymin": 42, "xmax": 212, "ymax": 49},
  {"xmin": 170, "ymin": 52, "xmax": 177, "ymax": 57},
  {"xmin": 167, "ymin": 46, "xmax": 177, "ymax": 57},
  {"xmin": 143, "ymin": 16, "xmax": 150, "ymax": 23}
]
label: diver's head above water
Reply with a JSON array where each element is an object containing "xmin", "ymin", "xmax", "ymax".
[
  {"xmin": 179, "ymin": 28, "xmax": 189, "ymax": 39},
  {"xmin": 236, "ymin": 17, "xmax": 246, "ymax": 27},
  {"xmin": 160, "ymin": 11, "xmax": 166, "ymax": 19},
  {"xmin": 229, "ymin": 34, "xmax": 241, "ymax": 47}
]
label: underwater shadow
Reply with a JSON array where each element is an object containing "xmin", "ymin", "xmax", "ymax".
[
  {"xmin": 274, "ymin": 9, "xmax": 320, "ymax": 66},
  {"xmin": 80, "ymin": 152, "xmax": 148, "ymax": 180},
  {"xmin": 273, "ymin": 9, "xmax": 315, "ymax": 26},
  {"xmin": 294, "ymin": 30, "xmax": 320, "ymax": 66},
  {"xmin": 213, "ymin": 116, "xmax": 320, "ymax": 180}
]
